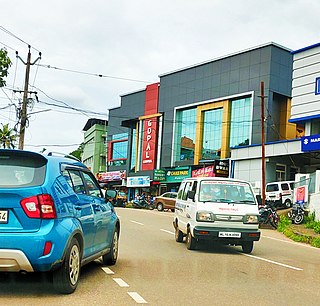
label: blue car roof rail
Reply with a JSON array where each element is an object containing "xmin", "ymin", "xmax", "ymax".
[{"xmin": 42, "ymin": 151, "xmax": 80, "ymax": 162}]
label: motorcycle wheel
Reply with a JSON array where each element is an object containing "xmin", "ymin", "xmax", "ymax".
[
  {"xmin": 293, "ymin": 214, "xmax": 304, "ymax": 225},
  {"xmin": 270, "ymin": 215, "xmax": 279, "ymax": 229}
]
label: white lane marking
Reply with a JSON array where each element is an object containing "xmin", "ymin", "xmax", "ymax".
[
  {"xmin": 102, "ymin": 267, "xmax": 114, "ymax": 274},
  {"xmin": 160, "ymin": 229, "xmax": 174, "ymax": 235},
  {"xmin": 128, "ymin": 292, "xmax": 148, "ymax": 304},
  {"xmin": 262, "ymin": 235, "xmax": 320, "ymax": 250},
  {"xmin": 243, "ymin": 253, "xmax": 303, "ymax": 271},
  {"xmin": 130, "ymin": 220, "xmax": 144, "ymax": 226},
  {"xmin": 113, "ymin": 278, "xmax": 129, "ymax": 287}
]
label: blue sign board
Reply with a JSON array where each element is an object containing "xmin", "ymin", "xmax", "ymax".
[
  {"xmin": 301, "ymin": 134, "xmax": 320, "ymax": 151},
  {"xmin": 315, "ymin": 77, "xmax": 320, "ymax": 95}
]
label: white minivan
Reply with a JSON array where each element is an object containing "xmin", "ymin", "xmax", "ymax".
[
  {"xmin": 265, "ymin": 181, "xmax": 295, "ymax": 208},
  {"xmin": 173, "ymin": 177, "xmax": 260, "ymax": 253}
]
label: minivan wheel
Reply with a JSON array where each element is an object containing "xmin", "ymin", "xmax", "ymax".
[
  {"xmin": 157, "ymin": 203, "xmax": 164, "ymax": 211},
  {"xmin": 242, "ymin": 241, "xmax": 254, "ymax": 254},
  {"xmin": 53, "ymin": 238, "xmax": 81, "ymax": 294},
  {"xmin": 102, "ymin": 228, "xmax": 119, "ymax": 265},
  {"xmin": 175, "ymin": 227, "xmax": 184, "ymax": 243},
  {"xmin": 284, "ymin": 199, "xmax": 292, "ymax": 208},
  {"xmin": 186, "ymin": 230, "xmax": 197, "ymax": 250}
]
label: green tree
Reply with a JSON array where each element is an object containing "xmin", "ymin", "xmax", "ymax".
[
  {"xmin": 0, "ymin": 48, "xmax": 12, "ymax": 87},
  {"xmin": 69, "ymin": 143, "xmax": 84, "ymax": 160},
  {"xmin": 0, "ymin": 123, "xmax": 17, "ymax": 148}
]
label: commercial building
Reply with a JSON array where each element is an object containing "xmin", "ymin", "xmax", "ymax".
[
  {"xmin": 288, "ymin": 43, "xmax": 320, "ymax": 219},
  {"xmin": 82, "ymin": 118, "xmax": 107, "ymax": 176},
  {"xmin": 107, "ymin": 42, "xmax": 301, "ymax": 199}
]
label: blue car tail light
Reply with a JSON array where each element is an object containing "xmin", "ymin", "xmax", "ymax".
[{"xmin": 20, "ymin": 194, "xmax": 56, "ymax": 219}]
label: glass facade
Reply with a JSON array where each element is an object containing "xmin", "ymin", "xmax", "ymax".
[
  {"xmin": 111, "ymin": 133, "xmax": 128, "ymax": 164},
  {"xmin": 130, "ymin": 129, "xmax": 136, "ymax": 171},
  {"xmin": 229, "ymin": 97, "xmax": 252, "ymax": 147},
  {"xmin": 176, "ymin": 108, "xmax": 197, "ymax": 162},
  {"xmin": 201, "ymin": 108, "xmax": 223, "ymax": 160},
  {"xmin": 174, "ymin": 96, "xmax": 252, "ymax": 164}
]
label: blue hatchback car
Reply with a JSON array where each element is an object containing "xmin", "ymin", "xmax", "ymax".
[{"xmin": 0, "ymin": 149, "xmax": 120, "ymax": 294}]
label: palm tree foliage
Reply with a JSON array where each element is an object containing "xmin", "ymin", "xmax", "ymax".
[{"xmin": 0, "ymin": 123, "xmax": 17, "ymax": 149}]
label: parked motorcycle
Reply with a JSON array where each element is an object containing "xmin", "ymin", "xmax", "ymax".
[
  {"xmin": 258, "ymin": 201, "xmax": 279, "ymax": 229},
  {"xmin": 287, "ymin": 203, "xmax": 305, "ymax": 225},
  {"xmin": 132, "ymin": 198, "xmax": 154, "ymax": 210}
]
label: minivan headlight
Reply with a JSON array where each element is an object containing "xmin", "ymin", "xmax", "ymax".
[
  {"xmin": 196, "ymin": 211, "xmax": 215, "ymax": 222},
  {"xmin": 243, "ymin": 215, "xmax": 259, "ymax": 224}
]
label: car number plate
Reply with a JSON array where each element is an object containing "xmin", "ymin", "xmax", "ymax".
[
  {"xmin": 218, "ymin": 231, "xmax": 241, "ymax": 238},
  {"xmin": 0, "ymin": 210, "xmax": 8, "ymax": 223}
]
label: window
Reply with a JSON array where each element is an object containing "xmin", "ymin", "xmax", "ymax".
[
  {"xmin": 182, "ymin": 181, "xmax": 193, "ymax": 200},
  {"xmin": 266, "ymin": 184, "xmax": 279, "ymax": 192},
  {"xmin": 68, "ymin": 170, "xmax": 86, "ymax": 195},
  {"xmin": 109, "ymin": 133, "xmax": 128, "ymax": 166},
  {"xmin": 0, "ymin": 152, "xmax": 46, "ymax": 188},
  {"xmin": 201, "ymin": 108, "xmax": 223, "ymax": 160},
  {"xmin": 175, "ymin": 108, "xmax": 197, "ymax": 162},
  {"xmin": 230, "ymin": 97, "xmax": 252, "ymax": 147},
  {"xmin": 281, "ymin": 183, "xmax": 290, "ymax": 191},
  {"xmin": 82, "ymin": 172, "xmax": 102, "ymax": 198},
  {"xmin": 276, "ymin": 164, "xmax": 286, "ymax": 181}
]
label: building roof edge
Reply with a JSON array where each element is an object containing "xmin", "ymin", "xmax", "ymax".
[{"xmin": 158, "ymin": 42, "xmax": 291, "ymax": 77}]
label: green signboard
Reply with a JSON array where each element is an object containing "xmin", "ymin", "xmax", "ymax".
[
  {"xmin": 165, "ymin": 167, "xmax": 191, "ymax": 183},
  {"xmin": 153, "ymin": 169, "xmax": 166, "ymax": 181}
]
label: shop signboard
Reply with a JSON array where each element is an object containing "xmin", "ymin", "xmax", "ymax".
[
  {"xmin": 214, "ymin": 160, "xmax": 229, "ymax": 177},
  {"xmin": 301, "ymin": 134, "xmax": 320, "ymax": 152},
  {"xmin": 165, "ymin": 167, "xmax": 190, "ymax": 183},
  {"xmin": 192, "ymin": 165, "xmax": 214, "ymax": 177},
  {"xmin": 154, "ymin": 169, "xmax": 166, "ymax": 181},
  {"xmin": 141, "ymin": 117, "xmax": 158, "ymax": 171},
  {"xmin": 127, "ymin": 176, "xmax": 150, "ymax": 187},
  {"xmin": 98, "ymin": 170, "xmax": 126, "ymax": 182}
]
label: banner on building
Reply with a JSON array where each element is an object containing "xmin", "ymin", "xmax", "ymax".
[
  {"xmin": 97, "ymin": 170, "xmax": 126, "ymax": 182},
  {"xmin": 301, "ymin": 134, "xmax": 320, "ymax": 152},
  {"xmin": 192, "ymin": 165, "xmax": 214, "ymax": 177},
  {"xmin": 165, "ymin": 167, "xmax": 191, "ymax": 183},
  {"xmin": 127, "ymin": 176, "xmax": 151, "ymax": 187}
]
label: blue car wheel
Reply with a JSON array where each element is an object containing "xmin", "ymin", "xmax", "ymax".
[{"xmin": 53, "ymin": 238, "xmax": 81, "ymax": 294}]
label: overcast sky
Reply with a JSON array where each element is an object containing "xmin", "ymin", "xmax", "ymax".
[{"xmin": 1, "ymin": 0, "xmax": 319, "ymax": 154}]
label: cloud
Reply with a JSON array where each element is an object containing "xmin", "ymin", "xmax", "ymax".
[{"xmin": 1, "ymin": 0, "xmax": 320, "ymax": 154}]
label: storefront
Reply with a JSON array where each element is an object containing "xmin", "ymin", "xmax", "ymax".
[{"xmin": 126, "ymin": 175, "xmax": 151, "ymax": 201}]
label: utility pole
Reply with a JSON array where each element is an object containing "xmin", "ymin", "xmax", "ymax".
[
  {"xmin": 260, "ymin": 81, "xmax": 266, "ymax": 206},
  {"xmin": 16, "ymin": 45, "xmax": 41, "ymax": 150}
]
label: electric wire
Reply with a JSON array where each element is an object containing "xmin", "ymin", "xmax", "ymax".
[
  {"xmin": 0, "ymin": 25, "xmax": 41, "ymax": 53},
  {"xmin": 37, "ymin": 63, "xmax": 153, "ymax": 84}
]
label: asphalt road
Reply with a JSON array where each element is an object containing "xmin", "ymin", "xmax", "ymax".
[{"xmin": 1, "ymin": 208, "xmax": 320, "ymax": 306}]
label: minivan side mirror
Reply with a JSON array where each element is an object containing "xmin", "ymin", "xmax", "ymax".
[{"xmin": 187, "ymin": 190, "xmax": 195, "ymax": 201}]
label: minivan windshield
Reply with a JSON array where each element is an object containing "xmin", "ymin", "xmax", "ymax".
[{"xmin": 199, "ymin": 180, "xmax": 255, "ymax": 204}]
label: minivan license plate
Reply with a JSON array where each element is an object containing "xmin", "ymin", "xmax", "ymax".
[
  {"xmin": 219, "ymin": 232, "xmax": 241, "ymax": 238},
  {"xmin": 0, "ymin": 210, "xmax": 8, "ymax": 223}
]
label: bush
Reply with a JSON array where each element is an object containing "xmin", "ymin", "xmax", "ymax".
[
  {"xmin": 277, "ymin": 215, "xmax": 291, "ymax": 232},
  {"xmin": 277, "ymin": 214, "xmax": 320, "ymax": 248}
]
